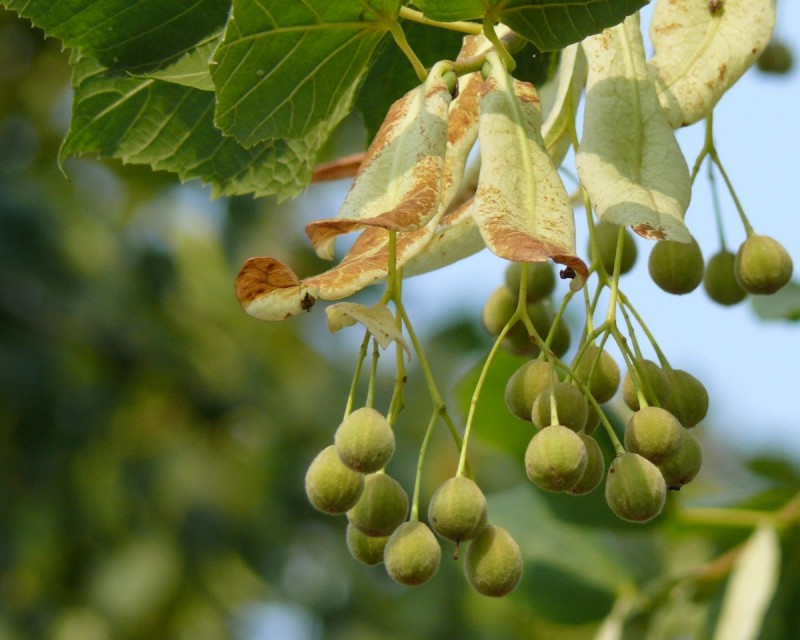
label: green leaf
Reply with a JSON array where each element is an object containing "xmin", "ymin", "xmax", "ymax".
[
  {"xmin": 712, "ymin": 526, "xmax": 781, "ymax": 640},
  {"xmin": 356, "ymin": 20, "xmax": 465, "ymax": 142},
  {"xmin": 751, "ymin": 281, "xmax": 800, "ymax": 322},
  {"xmin": 61, "ymin": 56, "xmax": 331, "ymax": 199},
  {"xmin": 415, "ymin": 0, "xmax": 647, "ymax": 51},
  {"xmin": 501, "ymin": 0, "xmax": 648, "ymax": 52},
  {"xmin": 211, "ymin": 0, "xmax": 398, "ymax": 146},
  {"xmin": 3, "ymin": 0, "xmax": 230, "ymax": 72},
  {"xmin": 136, "ymin": 35, "xmax": 220, "ymax": 92}
]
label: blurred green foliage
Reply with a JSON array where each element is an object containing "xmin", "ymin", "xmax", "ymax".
[{"xmin": 1, "ymin": 8, "xmax": 800, "ymax": 640}]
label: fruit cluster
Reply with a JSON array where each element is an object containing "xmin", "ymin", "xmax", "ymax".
[{"xmin": 305, "ymin": 407, "xmax": 522, "ymax": 596}]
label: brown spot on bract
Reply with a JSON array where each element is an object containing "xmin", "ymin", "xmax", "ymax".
[
  {"xmin": 235, "ymin": 257, "xmax": 300, "ymax": 305},
  {"xmin": 632, "ymin": 224, "xmax": 667, "ymax": 240},
  {"xmin": 718, "ymin": 63, "xmax": 727, "ymax": 81}
]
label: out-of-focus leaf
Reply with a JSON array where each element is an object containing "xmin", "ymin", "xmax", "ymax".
[
  {"xmin": 474, "ymin": 52, "xmax": 588, "ymax": 287},
  {"xmin": 306, "ymin": 66, "xmax": 452, "ymax": 259},
  {"xmin": 325, "ymin": 302, "xmax": 409, "ymax": 353},
  {"xmin": 648, "ymin": 0, "xmax": 776, "ymax": 128},
  {"xmin": 4, "ymin": 0, "xmax": 230, "ymax": 72},
  {"xmin": 60, "ymin": 56, "xmax": 331, "ymax": 199},
  {"xmin": 712, "ymin": 526, "xmax": 781, "ymax": 640},
  {"xmin": 576, "ymin": 14, "xmax": 692, "ymax": 242},
  {"xmin": 211, "ymin": 0, "xmax": 396, "ymax": 146},
  {"xmin": 751, "ymin": 281, "xmax": 800, "ymax": 321}
]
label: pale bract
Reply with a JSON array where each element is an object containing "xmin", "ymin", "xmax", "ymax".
[
  {"xmin": 326, "ymin": 302, "xmax": 410, "ymax": 354},
  {"xmin": 473, "ymin": 52, "xmax": 587, "ymax": 289},
  {"xmin": 648, "ymin": 0, "xmax": 776, "ymax": 129},
  {"xmin": 576, "ymin": 14, "xmax": 692, "ymax": 242}
]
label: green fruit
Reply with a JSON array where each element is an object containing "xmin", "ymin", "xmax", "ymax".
[
  {"xmin": 504, "ymin": 261, "xmax": 556, "ymax": 302},
  {"xmin": 703, "ymin": 250, "xmax": 747, "ymax": 306},
  {"xmin": 347, "ymin": 473, "xmax": 409, "ymax": 536},
  {"xmin": 648, "ymin": 237, "xmax": 704, "ymax": 295},
  {"xmin": 346, "ymin": 523, "xmax": 389, "ymax": 565},
  {"xmin": 504, "ymin": 359, "xmax": 553, "ymax": 422},
  {"xmin": 305, "ymin": 445, "xmax": 364, "ymax": 515},
  {"xmin": 605, "ymin": 453, "xmax": 667, "ymax": 523},
  {"xmin": 622, "ymin": 359, "xmax": 671, "ymax": 411},
  {"xmin": 531, "ymin": 382, "xmax": 588, "ymax": 431},
  {"xmin": 590, "ymin": 221, "xmax": 638, "ymax": 275},
  {"xmin": 584, "ymin": 402, "xmax": 601, "ymax": 436},
  {"xmin": 464, "ymin": 525, "xmax": 523, "ymax": 597},
  {"xmin": 658, "ymin": 430, "xmax": 703, "ymax": 490},
  {"xmin": 482, "ymin": 286, "xmax": 517, "ymax": 336},
  {"xmin": 734, "ymin": 234, "xmax": 793, "ymax": 295},
  {"xmin": 525, "ymin": 425, "xmax": 588, "ymax": 492},
  {"xmin": 569, "ymin": 433, "xmax": 605, "ymax": 495},
  {"xmin": 384, "ymin": 521, "xmax": 441, "ymax": 586},
  {"xmin": 663, "ymin": 369, "xmax": 708, "ymax": 428},
  {"xmin": 335, "ymin": 407, "xmax": 395, "ymax": 473},
  {"xmin": 427, "ymin": 476, "xmax": 488, "ymax": 543},
  {"xmin": 757, "ymin": 40, "xmax": 793, "ymax": 74},
  {"xmin": 573, "ymin": 344, "xmax": 621, "ymax": 404},
  {"xmin": 624, "ymin": 407, "xmax": 684, "ymax": 464}
]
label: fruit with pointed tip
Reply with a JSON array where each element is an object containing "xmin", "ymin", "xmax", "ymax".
[
  {"xmin": 504, "ymin": 359, "xmax": 553, "ymax": 421},
  {"xmin": 659, "ymin": 430, "xmax": 703, "ymax": 490},
  {"xmin": 335, "ymin": 407, "xmax": 395, "ymax": 473},
  {"xmin": 531, "ymin": 382, "xmax": 588, "ymax": 431},
  {"xmin": 464, "ymin": 525, "xmax": 523, "ymax": 597},
  {"xmin": 734, "ymin": 234, "xmax": 793, "ymax": 295},
  {"xmin": 703, "ymin": 250, "xmax": 747, "ymax": 306},
  {"xmin": 346, "ymin": 523, "xmax": 389, "ymax": 565},
  {"xmin": 624, "ymin": 407, "xmax": 684, "ymax": 464},
  {"xmin": 427, "ymin": 476, "xmax": 488, "ymax": 543},
  {"xmin": 305, "ymin": 445, "xmax": 364, "ymax": 515},
  {"xmin": 590, "ymin": 221, "xmax": 638, "ymax": 275},
  {"xmin": 622, "ymin": 359, "xmax": 671, "ymax": 411},
  {"xmin": 384, "ymin": 521, "xmax": 441, "ymax": 586},
  {"xmin": 605, "ymin": 453, "xmax": 667, "ymax": 522},
  {"xmin": 347, "ymin": 473, "xmax": 409, "ymax": 536},
  {"xmin": 573, "ymin": 344, "xmax": 620, "ymax": 404},
  {"xmin": 663, "ymin": 369, "xmax": 708, "ymax": 428},
  {"xmin": 757, "ymin": 40, "xmax": 793, "ymax": 74},
  {"xmin": 504, "ymin": 261, "xmax": 556, "ymax": 302},
  {"xmin": 648, "ymin": 237, "xmax": 704, "ymax": 295},
  {"xmin": 525, "ymin": 425, "xmax": 588, "ymax": 492}
]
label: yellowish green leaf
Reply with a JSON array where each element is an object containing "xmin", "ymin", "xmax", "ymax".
[
  {"xmin": 541, "ymin": 43, "xmax": 586, "ymax": 168},
  {"xmin": 473, "ymin": 52, "xmax": 587, "ymax": 288},
  {"xmin": 576, "ymin": 14, "xmax": 692, "ymax": 242},
  {"xmin": 648, "ymin": 0, "xmax": 776, "ymax": 129}
]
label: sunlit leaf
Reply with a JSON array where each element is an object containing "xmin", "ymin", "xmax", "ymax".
[
  {"xmin": 648, "ymin": 0, "xmax": 776, "ymax": 128},
  {"xmin": 61, "ymin": 56, "xmax": 339, "ymax": 200},
  {"xmin": 473, "ymin": 52, "xmax": 588, "ymax": 287},
  {"xmin": 326, "ymin": 302, "xmax": 409, "ymax": 353},
  {"xmin": 4, "ymin": 0, "xmax": 230, "ymax": 72},
  {"xmin": 136, "ymin": 35, "xmax": 219, "ymax": 92},
  {"xmin": 576, "ymin": 14, "xmax": 692, "ymax": 242},
  {"xmin": 712, "ymin": 526, "xmax": 781, "ymax": 640},
  {"xmin": 211, "ymin": 0, "xmax": 397, "ymax": 146},
  {"xmin": 306, "ymin": 66, "xmax": 453, "ymax": 260}
]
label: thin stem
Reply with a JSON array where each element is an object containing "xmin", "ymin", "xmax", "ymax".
[
  {"xmin": 708, "ymin": 159, "xmax": 727, "ymax": 250},
  {"xmin": 618, "ymin": 292, "xmax": 670, "ymax": 368},
  {"xmin": 398, "ymin": 6, "xmax": 483, "ymax": 35},
  {"xmin": 344, "ymin": 331, "xmax": 372, "ymax": 418},
  {"xmin": 366, "ymin": 338, "xmax": 380, "ymax": 408},
  {"xmin": 482, "ymin": 17, "xmax": 515, "ymax": 71},
  {"xmin": 410, "ymin": 411, "xmax": 440, "ymax": 521},
  {"xmin": 710, "ymin": 149, "xmax": 754, "ymax": 236},
  {"xmin": 387, "ymin": 21, "xmax": 428, "ymax": 81}
]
